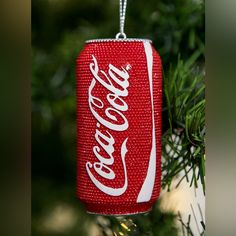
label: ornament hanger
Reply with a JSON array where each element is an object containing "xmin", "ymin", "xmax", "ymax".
[{"xmin": 116, "ymin": 0, "xmax": 128, "ymax": 39}]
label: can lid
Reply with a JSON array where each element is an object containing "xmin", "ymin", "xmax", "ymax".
[{"xmin": 85, "ymin": 38, "xmax": 152, "ymax": 44}]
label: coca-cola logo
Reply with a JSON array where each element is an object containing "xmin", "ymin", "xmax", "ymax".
[{"xmin": 86, "ymin": 55, "xmax": 130, "ymax": 196}]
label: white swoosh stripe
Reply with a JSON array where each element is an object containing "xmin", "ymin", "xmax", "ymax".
[{"xmin": 137, "ymin": 41, "xmax": 156, "ymax": 203}]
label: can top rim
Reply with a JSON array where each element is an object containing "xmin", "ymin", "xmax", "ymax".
[{"xmin": 85, "ymin": 38, "xmax": 152, "ymax": 44}]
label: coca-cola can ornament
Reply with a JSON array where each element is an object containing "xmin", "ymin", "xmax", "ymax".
[{"xmin": 76, "ymin": 0, "xmax": 162, "ymax": 215}]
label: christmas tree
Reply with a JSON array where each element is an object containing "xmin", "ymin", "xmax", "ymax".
[{"xmin": 32, "ymin": 0, "xmax": 205, "ymax": 235}]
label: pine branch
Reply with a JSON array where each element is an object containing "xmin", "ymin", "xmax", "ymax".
[{"xmin": 162, "ymin": 50, "xmax": 205, "ymax": 194}]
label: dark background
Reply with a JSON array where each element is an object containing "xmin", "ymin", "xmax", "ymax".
[{"xmin": 32, "ymin": 0, "xmax": 204, "ymax": 235}]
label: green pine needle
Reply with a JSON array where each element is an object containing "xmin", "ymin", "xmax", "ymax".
[{"xmin": 162, "ymin": 50, "xmax": 205, "ymax": 194}]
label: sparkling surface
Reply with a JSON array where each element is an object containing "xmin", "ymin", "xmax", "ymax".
[
  {"xmin": 76, "ymin": 41, "xmax": 162, "ymax": 215},
  {"xmin": 86, "ymin": 38, "xmax": 152, "ymax": 44}
]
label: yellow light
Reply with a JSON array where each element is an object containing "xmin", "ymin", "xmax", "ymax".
[{"xmin": 121, "ymin": 223, "xmax": 130, "ymax": 231}]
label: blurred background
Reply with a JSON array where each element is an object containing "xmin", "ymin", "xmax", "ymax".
[{"xmin": 32, "ymin": 0, "xmax": 205, "ymax": 235}]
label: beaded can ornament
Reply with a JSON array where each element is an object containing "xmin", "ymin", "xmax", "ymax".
[{"xmin": 76, "ymin": 0, "xmax": 162, "ymax": 215}]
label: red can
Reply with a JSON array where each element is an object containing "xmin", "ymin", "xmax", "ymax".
[{"xmin": 76, "ymin": 39, "xmax": 162, "ymax": 215}]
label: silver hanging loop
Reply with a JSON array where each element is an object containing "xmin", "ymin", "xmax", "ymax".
[{"xmin": 116, "ymin": 0, "xmax": 128, "ymax": 39}]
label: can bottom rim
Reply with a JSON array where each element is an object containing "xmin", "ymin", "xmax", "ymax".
[{"xmin": 85, "ymin": 202, "xmax": 153, "ymax": 216}]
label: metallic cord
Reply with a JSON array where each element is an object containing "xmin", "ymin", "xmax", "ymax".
[{"xmin": 116, "ymin": 0, "xmax": 128, "ymax": 39}]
